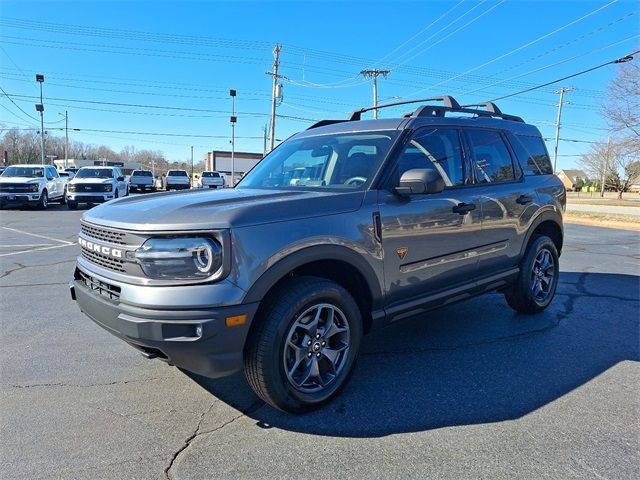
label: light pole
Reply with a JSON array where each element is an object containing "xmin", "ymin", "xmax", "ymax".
[
  {"xmin": 230, "ymin": 89, "xmax": 237, "ymax": 187},
  {"xmin": 35, "ymin": 74, "xmax": 45, "ymax": 164},
  {"xmin": 190, "ymin": 146, "xmax": 194, "ymax": 188},
  {"xmin": 59, "ymin": 111, "xmax": 68, "ymax": 168}
]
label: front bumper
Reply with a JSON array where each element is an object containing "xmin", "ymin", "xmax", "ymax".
[
  {"xmin": 0, "ymin": 192, "xmax": 42, "ymax": 205},
  {"xmin": 67, "ymin": 192, "xmax": 114, "ymax": 203},
  {"xmin": 70, "ymin": 266, "xmax": 258, "ymax": 378}
]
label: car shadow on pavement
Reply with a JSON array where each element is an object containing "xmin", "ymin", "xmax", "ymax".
[{"xmin": 186, "ymin": 271, "xmax": 639, "ymax": 438}]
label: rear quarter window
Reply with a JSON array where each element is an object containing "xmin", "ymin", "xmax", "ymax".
[{"xmin": 509, "ymin": 134, "xmax": 553, "ymax": 175}]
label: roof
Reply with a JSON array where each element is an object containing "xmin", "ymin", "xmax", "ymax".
[{"xmin": 558, "ymin": 169, "xmax": 589, "ymax": 180}]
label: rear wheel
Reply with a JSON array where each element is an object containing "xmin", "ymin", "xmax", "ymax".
[
  {"xmin": 244, "ymin": 277, "xmax": 362, "ymax": 413},
  {"xmin": 59, "ymin": 187, "xmax": 67, "ymax": 204},
  {"xmin": 505, "ymin": 235, "xmax": 559, "ymax": 314}
]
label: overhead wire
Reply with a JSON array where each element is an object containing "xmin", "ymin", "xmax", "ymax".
[{"xmin": 403, "ymin": 0, "xmax": 620, "ymax": 98}]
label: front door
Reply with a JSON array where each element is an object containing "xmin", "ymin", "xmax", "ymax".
[{"xmin": 378, "ymin": 127, "xmax": 482, "ymax": 308}]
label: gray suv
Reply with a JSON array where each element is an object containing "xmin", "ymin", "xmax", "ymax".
[{"xmin": 70, "ymin": 97, "xmax": 565, "ymax": 412}]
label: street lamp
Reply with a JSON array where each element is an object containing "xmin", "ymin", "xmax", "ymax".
[
  {"xmin": 230, "ymin": 89, "xmax": 236, "ymax": 187},
  {"xmin": 35, "ymin": 74, "xmax": 45, "ymax": 165},
  {"xmin": 191, "ymin": 146, "xmax": 194, "ymax": 187}
]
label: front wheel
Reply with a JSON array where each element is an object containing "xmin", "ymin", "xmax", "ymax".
[
  {"xmin": 38, "ymin": 190, "xmax": 48, "ymax": 210},
  {"xmin": 244, "ymin": 277, "xmax": 362, "ymax": 413},
  {"xmin": 59, "ymin": 188, "xmax": 67, "ymax": 204},
  {"xmin": 67, "ymin": 200, "xmax": 78, "ymax": 210},
  {"xmin": 505, "ymin": 235, "xmax": 559, "ymax": 314}
]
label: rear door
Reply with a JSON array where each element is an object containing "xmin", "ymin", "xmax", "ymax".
[
  {"xmin": 462, "ymin": 128, "xmax": 536, "ymax": 275},
  {"xmin": 377, "ymin": 127, "xmax": 483, "ymax": 307}
]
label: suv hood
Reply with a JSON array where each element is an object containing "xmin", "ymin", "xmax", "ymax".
[{"xmin": 83, "ymin": 188, "xmax": 365, "ymax": 231}]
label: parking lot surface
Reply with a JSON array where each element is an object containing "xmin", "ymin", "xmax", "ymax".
[{"xmin": 1, "ymin": 203, "xmax": 638, "ymax": 479}]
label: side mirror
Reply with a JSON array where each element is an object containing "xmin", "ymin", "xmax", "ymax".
[
  {"xmin": 394, "ymin": 169, "xmax": 445, "ymax": 196},
  {"xmin": 117, "ymin": 176, "xmax": 125, "ymax": 181}
]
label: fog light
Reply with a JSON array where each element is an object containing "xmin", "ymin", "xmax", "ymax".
[
  {"xmin": 225, "ymin": 314, "xmax": 247, "ymax": 327},
  {"xmin": 195, "ymin": 325, "xmax": 203, "ymax": 337}
]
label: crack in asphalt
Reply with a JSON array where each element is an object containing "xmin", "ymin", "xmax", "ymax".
[
  {"xmin": 4, "ymin": 376, "xmax": 175, "ymax": 390},
  {"xmin": 0, "ymin": 258, "xmax": 76, "ymax": 280},
  {"xmin": 162, "ymin": 399, "xmax": 265, "ymax": 480}
]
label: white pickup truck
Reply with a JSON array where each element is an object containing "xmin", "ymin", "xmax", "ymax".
[
  {"xmin": 0, "ymin": 164, "xmax": 68, "ymax": 209},
  {"xmin": 165, "ymin": 170, "xmax": 191, "ymax": 190},
  {"xmin": 66, "ymin": 166, "xmax": 129, "ymax": 209},
  {"xmin": 199, "ymin": 171, "xmax": 225, "ymax": 189}
]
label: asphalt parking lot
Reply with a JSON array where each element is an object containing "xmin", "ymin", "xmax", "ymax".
[{"xmin": 1, "ymin": 202, "xmax": 638, "ymax": 480}]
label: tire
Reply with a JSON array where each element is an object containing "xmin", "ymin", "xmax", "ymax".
[
  {"xmin": 59, "ymin": 188, "xmax": 67, "ymax": 204},
  {"xmin": 244, "ymin": 276, "xmax": 363, "ymax": 413},
  {"xmin": 38, "ymin": 190, "xmax": 48, "ymax": 210},
  {"xmin": 67, "ymin": 200, "xmax": 78, "ymax": 210},
  {"xmin": 505, "ymin": 235, "xmax": 559, "ymax": 314},
  {"xmin": 114, "ymin": 189, "xmax": 119, "ymax": 198}
]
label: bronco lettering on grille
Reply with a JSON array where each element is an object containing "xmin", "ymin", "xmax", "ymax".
[{"xmin": 78, "ymin": 237, "xmax": 123, "ymax": 259}]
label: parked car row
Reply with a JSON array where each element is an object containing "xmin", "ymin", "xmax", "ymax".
[{"xmin": 0, "ymin": 166, "xmax": 230, "ymax": 210}]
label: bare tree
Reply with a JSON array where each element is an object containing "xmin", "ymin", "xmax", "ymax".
[
  {"xmin": 580, "ymin": 138, "xmax": 640, "ymax": 198},
  {"xmin": 602, "ymin": 62, "xmax": 640, "ymax": 148}
]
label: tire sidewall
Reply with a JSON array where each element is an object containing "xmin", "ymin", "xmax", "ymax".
[
  {"xmin": 266, "ymin": 282, "xmax": 362, "ymax": 411},
  {"xmin": 521, "ymin": 236, "xmax": 559, "ymax": 309},
  {"xmin": 39, "ymin": 190, "xmax": 48, "ymax": 210}
]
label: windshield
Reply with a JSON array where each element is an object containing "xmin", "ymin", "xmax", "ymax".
[
  {"xmin": 1, "ymin": 166, "xmax": 44, "ymax": 178},
  {"xmin": 237, "ymin": 131, "xmax": 399, "ymax": 190},
  {"xmin": 75, "ymin": 168, "xmax": 114, "ymax": 179},
  {"xmin": 132, "ymin": 170, "xmax": 152, "ymax": 176},
  {"xmin": 168, "ymin": 170, "xmax": 188, "ymax": 177},
  {"xmin": 202, "ymin": 172, "xmax": 219, "ymax": 178}
]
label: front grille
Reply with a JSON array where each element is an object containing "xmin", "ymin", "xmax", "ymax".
[
  {"xmin": 81, "ymin": 247, "xmax": 126, "ymax": 273},
  {"xmin": 77, "ymin": 269, "xmax": 121, "ymax": 301},
  {"xmin": 81, "ymin": 223, "xmax": 127, "ymax": 245},
  {"xmin": 0, "ymin": 183, "xmax": 35, "ymax": 193},
  {"xmin": 73, "ymin": 183, "xmax": 106, "ymax": 192}
]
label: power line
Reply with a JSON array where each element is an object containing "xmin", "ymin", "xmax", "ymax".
[
  {"xmin": 487, "ymin": 50, "xmax": 638, "ymax": 102},
  {"xmin": 3, "ymin": 92, "xmax": 317, "ymax": 121},
  {"xmin": 403, "ymin": 0, "xmax": 620, "ymax": 98},
  {"xmin": 0, "ymin": 85, "xmax": 40, "ymax": 122}
]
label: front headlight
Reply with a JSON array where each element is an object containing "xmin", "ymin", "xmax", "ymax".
[
  {"xmin": 134, "ymin": 237, "xmax": 222, "ymax": 280},
  {"xmin": 67, "ymin": 184, "xmax": 76, "ymax": 192},
  {"xmin": 29, "ymin": 184, "xmax": 39, "ymax": 192},
  {"xmin": 103, "ymin": 184, "xmax": 113, "ymax": 192}
]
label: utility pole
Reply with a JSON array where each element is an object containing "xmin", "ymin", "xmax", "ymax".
[
  {"xmin": 190, "ymin": 146, "xmax": 194, "ymax": 187},
  {"xmin": 552, "ymin": 86, "xmax": 572, "ymax": 173},
  {"xmin": 63, "ymin": 111, "xmax": 68, "ymax": 168},
  {"xmin": 360, "ymin": 69, "xmax": 390, "ymax": 119},
  {"xmin": 230, "ymin": 89, "xmax": 237, "ymax": 187},
  {"xmin": 601, "ymin": 136, "xmax": 611, "ymax": 198},
  {"xmin": 266, "ymin": 44, "xmax": 283, "ymax": 151},
  {"xmin": 262, "ymin": 124, "xmax": 268, "ymax": 157},
  {"xmin": 35, "ymin": 74, "xmax": 45, "ymax": 164}
]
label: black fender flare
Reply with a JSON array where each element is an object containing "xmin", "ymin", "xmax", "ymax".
[
  {"xmin": 520, "ymin": 208, "xmax": 564, "ymax": 257},
  {"xmin": 243, "ymin": 244, "xmax": 383, "ymax": 308}
]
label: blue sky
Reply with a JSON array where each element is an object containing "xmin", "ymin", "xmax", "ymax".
[{"xmin": 0, "ymin": 0, "xmax": 638, "ymax": 170}]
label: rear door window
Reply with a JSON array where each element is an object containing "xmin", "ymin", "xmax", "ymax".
[
  {"xmin": 509, "ymin": 134, "xmax": 553, "ymax": 175},
  {"xmin": 466, "ymin": 129, "xmax": 515, "ymax": 183}
]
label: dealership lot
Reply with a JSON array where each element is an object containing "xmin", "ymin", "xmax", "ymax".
[{"xmin": 1, "ymin": 205, "xmax": 638, "ymax": 479}]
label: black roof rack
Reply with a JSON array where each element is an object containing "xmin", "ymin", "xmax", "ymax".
[
  {"xmin": 306, "ymin": 95, "xmax": 523, "ymax": 130},
  {"xmin": 348, "ymin": 96, "xmax": 460, "ymax": 121}
]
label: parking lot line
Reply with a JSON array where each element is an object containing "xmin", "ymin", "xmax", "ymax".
[
  {"xmin": 0, "ymin": 226, "xmax": 74, "ymax": 245},
  {"xmin": 0, "ymin": 244, "xmax": 55, "ymax": 248},
  {"xmin": 0, "ymin": 244, "xmax": 76, "ymax": 258}
]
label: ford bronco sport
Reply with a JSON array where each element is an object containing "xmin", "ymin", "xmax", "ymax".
[{"xmin": 70, "ymin": 97, "xmax": 565, "ymax": 412}]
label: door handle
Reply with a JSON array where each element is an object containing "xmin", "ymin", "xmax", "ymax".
[
  {"xmin": 516, "ymin": 194, "xmax": 534, "ymax": 205},
  {"xmin": 452, "ymin": 202, "xmax": 476, "ymax": 215}
]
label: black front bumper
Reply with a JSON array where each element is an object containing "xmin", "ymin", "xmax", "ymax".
[{"xmin": 71, "ymin": 279, "xmax": 258, "ymax": 378}]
